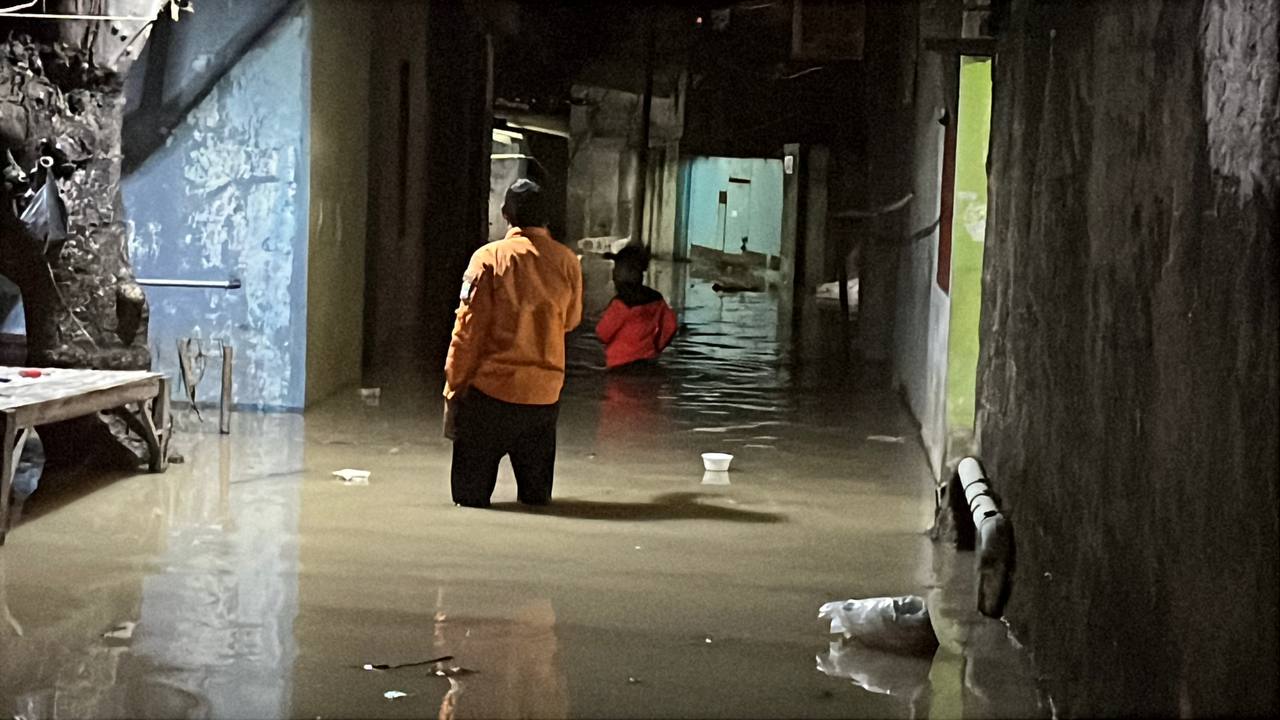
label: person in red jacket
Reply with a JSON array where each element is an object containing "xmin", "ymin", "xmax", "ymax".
[{"xmin": 595, "ymin": 244, "xmax": 677, "ymax": 369}]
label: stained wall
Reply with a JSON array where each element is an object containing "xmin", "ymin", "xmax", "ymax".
[
  {"xmin": 305, "ymin": 0, "xmax": 371, "ymax": 404},
  {"xmin": 122, "ymin": 5, "xmax": 311, "ymax": 410}
]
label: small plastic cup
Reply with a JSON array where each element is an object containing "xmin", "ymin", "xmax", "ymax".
[{"xmin": 701, "ymin": 452, "xmax": 733, "ymax": 472}]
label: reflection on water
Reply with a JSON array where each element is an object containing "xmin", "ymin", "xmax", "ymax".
[
  {"xmin": 701, "ymin": 471, "xmax": 731, "ymax": 486},
  {"xmin": 130, "ymin": 416, "xmax": 303, "ymax": 719},
  {"xmin": 569, "ymin": 259, "xmax": 868, "ymax": 460},
  {"xmin": 436, "ymin": 597, "xmax": 567, "ymax": 720},
  {"xmin": 0, "ymin": 415, "xmax": 302, "ymax": 719}
]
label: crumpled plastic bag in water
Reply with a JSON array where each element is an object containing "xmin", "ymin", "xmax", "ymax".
[{"xmin": 818, "ymin": 595, "xmax": 937, "ymax": 654}]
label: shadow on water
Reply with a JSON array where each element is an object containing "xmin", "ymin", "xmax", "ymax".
[
  {"xmin": 490, "ymin": 492, "xmax": 785, "ymax": 523},
  {"xmin": 11, "ymin": 467, "xmax": 138, "ymax": 526}
]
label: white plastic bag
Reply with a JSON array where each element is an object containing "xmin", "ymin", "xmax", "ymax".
[
  {"xmin": 19, "ymin": 171, "xmax": 68, "ymax": 256},
  {"xmin": 818, "ymin": 595, "xmax": 937, "ymax": 654}
]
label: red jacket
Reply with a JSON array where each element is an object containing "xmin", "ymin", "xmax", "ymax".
[{"xmin": 595, "ymin": 285, "xmax": 677, "ymax": 369}]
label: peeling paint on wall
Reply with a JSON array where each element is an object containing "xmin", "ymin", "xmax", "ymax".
[
  {"xmin": 1202, "ymin": 0, "xmax": 1280, "ymax": 202},
  {"xmin": 124, "ymin": 12, "xmax": 310, "ymax": 410}
]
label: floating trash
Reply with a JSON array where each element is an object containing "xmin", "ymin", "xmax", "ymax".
[
  {"xmin": 818, "ymin": 595, "xmax": 937, "ymax": 654},
  {"xmin": 701, "ymin": 452, "xmax": 733, "ymax": 471},
  {"xmin": 102, "ymin": 621, "xmax": 136, "ymax": 641},
  {"xmin": 866, "ymin": 435, "xmax": 905, "ymax": 444},
  {"xmin": 359, "ymin": 655, "xmax": 453, "ymax": 671},
  {"xmin": 332, "ymin": 468, "xmax": 371, "ymax": 485}
]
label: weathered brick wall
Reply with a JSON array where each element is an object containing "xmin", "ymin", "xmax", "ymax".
[{"xmin": 977, "ymin": 0, "xmax": 1278, "ymax": 715}]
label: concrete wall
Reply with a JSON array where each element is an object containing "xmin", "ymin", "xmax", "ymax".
[
  {"xmin": 360, "ymin": 0, "xmax": 431, "ymax": 379},
  {"xmin": 567, "ymin": 84, "xmax": 682, "ymax": 253},
  {"xmin": 305, "ymin": 0, "xmax": 371, "ymax": 404},
  {"xmin": 121, "ymin": 0, "xmax": 299, "ymax": 175},
  {"xmin": 123, "ymin": 6, "xmax": 311, "ymax": 410},
  {"xmin": 831, "ymin": 1, "xmax": 919, "ymax": 367},
  {"xmin": 798, "ymin": 145, "xmax": 830, "ymax": 293},
  {"xmin": 977, "ymin": 0, "xmax": 1278, "ymax": 715},
  {"xmin": 683, "ymin": 156, "xmax": 784, "ymax": 258},
  {"xmin": 418, "ymin": 0, "xmax": 494, "ymax": 371},
  {"xmin": 892, "ymin": 0, "xmax": 958, "ymax": 479}
]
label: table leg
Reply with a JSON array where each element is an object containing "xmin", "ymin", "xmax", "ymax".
[
  {"xmin": 1, "ymin": 410, "xmax": 17, "ymax": 546},
  {"xmin": 143, "ymin": 378, "xmax": 171, "ymax": 473}
]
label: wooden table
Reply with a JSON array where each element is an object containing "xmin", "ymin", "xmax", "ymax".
[{"xmin": 1, "ymin": 367, "xmax": 171, "ymax": 545}]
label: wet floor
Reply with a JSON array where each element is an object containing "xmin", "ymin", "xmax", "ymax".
[{"xmin": 1, "ymin": 260, "xmax": 1044, "ymax": 718}]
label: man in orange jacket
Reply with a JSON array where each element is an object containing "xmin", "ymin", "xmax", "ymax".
[{"xmin": 443, "ymin": 179, "xmax": 583, "ymax": 507}]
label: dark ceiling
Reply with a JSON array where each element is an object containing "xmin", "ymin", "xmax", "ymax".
[{"xmin": 489, "ymin": 0, "xmax": 904, "ymax": 158}]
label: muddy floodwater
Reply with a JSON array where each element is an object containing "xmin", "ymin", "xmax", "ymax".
[{"xmin": 1, "ymin": 260, "xmax": 1043, "ymax": 718}]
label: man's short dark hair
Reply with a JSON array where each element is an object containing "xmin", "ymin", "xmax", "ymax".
[
  {"xmin": 604, "ymin": 244, "xmax": 650, "ymax": 272},
  {"xmin": 503, "ymin": 178, "xmax": 549, "ymax": 228}
]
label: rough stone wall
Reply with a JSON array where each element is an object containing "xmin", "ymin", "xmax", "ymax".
[
  {"xmin": 977, "ymin": 0, "xmax": 1279, "ymax": 715},
  {"xmin": 0, "ymin": 39, "xmax": 151, "ymax": 369}
]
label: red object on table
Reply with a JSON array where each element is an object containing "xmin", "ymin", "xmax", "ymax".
[{"xmin": 18, "ymin": 369, "xmax": 42, "ymax": 378}]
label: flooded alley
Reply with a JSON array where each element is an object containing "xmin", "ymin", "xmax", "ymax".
[
  {"xmin": 2, "ymin": 1, "xmax": 1276, "ymax": 717},
  {"xmin": 1, "ymin": 266, "xmax": 1040, "ymax": 719}
]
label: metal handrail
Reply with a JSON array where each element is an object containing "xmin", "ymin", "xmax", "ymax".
[{"xmin": 136, "ymin": 278, "xmax": 242, "ymax": 290}]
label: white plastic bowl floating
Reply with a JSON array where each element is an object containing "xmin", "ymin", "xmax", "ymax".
[{"xmin": 701, "ymin": 452, "xmax": 734, "ymax": 472}]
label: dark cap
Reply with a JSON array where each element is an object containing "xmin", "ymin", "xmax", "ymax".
[{"xmin": 502, "ymin": 178, "xmax": 548, "ymax": 228}]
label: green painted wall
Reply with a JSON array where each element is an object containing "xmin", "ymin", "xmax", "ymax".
[{"xmin": 945, "ymin": 58, "xmax": 992, "ymax": 432}]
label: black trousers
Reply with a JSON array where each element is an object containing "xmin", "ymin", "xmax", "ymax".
[{"xmin": 450, "ymin": 390, "xmax": 560, "ymax": 507}]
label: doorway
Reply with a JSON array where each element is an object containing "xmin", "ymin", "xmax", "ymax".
[
  {"xmin": 678, "ymin": 155, "xmax": 786, "ymax": 285},
  {"xmin": 942, "ymin": 56, "xmax": 993, "ymax": 462}
]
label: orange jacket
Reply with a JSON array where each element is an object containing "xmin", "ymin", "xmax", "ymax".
[
  {"xmin": 595, "ymin": 288, "xmax": 677, "ymax": 369},
  {"xmin": 444, "ymin": 226, "xmax": 583, "ymax": 405}
]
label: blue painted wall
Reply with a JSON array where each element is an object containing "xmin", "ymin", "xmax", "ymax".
[
  {"xmin": 683, "ymin": 156, "xmax": 784, "ymax": 257},
  {"xmin": 122, "ymin": 7, "xmax": 311, "ymax": 410}
]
